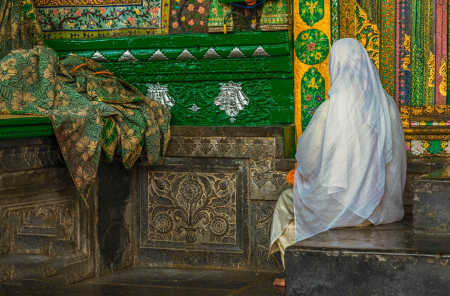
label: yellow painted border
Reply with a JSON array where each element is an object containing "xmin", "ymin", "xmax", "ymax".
[{"xmin": 294, "ymin": 0, "xmax": 331, "ymax": 138}]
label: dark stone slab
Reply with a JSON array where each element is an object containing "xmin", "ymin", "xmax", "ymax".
[
  {"xmin": 407, "ymin": 158, "xmax": 449, "ymax": 175},
  {"xmin": 0, "ymin": 267, "xmax": 284, "ymax": 296},
  {"xmin": 285, "ymin": 224, "xmax": 450, "ymax": 296},
  {"xmin": 0, "ymin": 253, "xmax": 92, "ymax": 285},
  {"xmin": 411, "ymin": 178, "xmax": 450, "ymax": 234}
]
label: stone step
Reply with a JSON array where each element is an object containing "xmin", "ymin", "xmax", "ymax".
[
  {"xmin": 285, "ymin": 223, "xmax": 450, "ymax": 296},
  {"xmin": 0, "ymin": 253, "xmax": 92, "ymax": 285}
]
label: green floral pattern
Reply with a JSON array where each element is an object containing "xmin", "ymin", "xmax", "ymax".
[
  {"xmin": 295, "ymin": 29, "xmax": 329, "ymax": 65},
  {"xmin": 301, "ymin": 67, "xmax": 325, "ymax": 129},
  {"xmin": 0, "ymin": 47, "xmax": 170, "ymax": 205},
  {"xmin": 0, "ymin": 0, "xmax": 43, "ymax": 60},
  {"xmin": 299, "ymin": 0, "xmax": 324, "ymax": 26}
]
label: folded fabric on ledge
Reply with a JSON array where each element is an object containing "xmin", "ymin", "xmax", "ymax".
[{"xmin": 0, "ymin": 46, "xmax": 171, "ymax": 206}]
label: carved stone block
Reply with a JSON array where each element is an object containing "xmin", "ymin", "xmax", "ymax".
[
  {"xmin": 167, "ymin": 136, "xmax": 280, "ymax": 160},
  {"xmin": 250, "ymin": 201, "xmax": 282, "ymax": 271},
  {"xmin": 0, "ymin": 138, "xmax": 63, "ymax": 173},
  {"xmin": 138, "ymin": 158, "xmax": 249, "ymax": 268},
  {"xmin": 249, "ymin": 159, "xmax": 293, "ymax": 201},
  {"xmin": 146, "ymin": 171, "xmax": 237, "ymax": 245}
]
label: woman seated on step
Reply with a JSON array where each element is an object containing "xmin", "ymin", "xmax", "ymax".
[{"xmin": 270, "ymin": 38, "xmax": 406, "ymax": 287}]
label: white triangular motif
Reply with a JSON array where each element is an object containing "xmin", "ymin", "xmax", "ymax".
[
  {"xmin": 227, "ymin": 47, "xmax": 246, "ymax": 58},
  {"xmin": 203, "ymin": 48, "xmax": 221, "ymax": 59},
  {"xmin": 91, "ymin": 51, "xmax": 108, "ymax": 62},
  {"xmin": 177, "ymin": 49, "xmax": 196, "ymax": 60},
  {"xmin": 118, "ymin": 50, "xmax": 137, "ymax": 62},
  {"xmin": 149, "ymin": 49, "xmax": 169, "ymax": 61},
  {"xmin": 252, "ymin": 46, "xmax": 270, "ymax": 57}
]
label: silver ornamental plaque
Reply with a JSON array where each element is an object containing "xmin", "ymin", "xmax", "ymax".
[
  {"xmin": 146, "ymin": 83, "xmax": 175, "ymax": 109},
  {"xmin": 214, "ymin": 82, "xmax": 249, "ymax": 122}
]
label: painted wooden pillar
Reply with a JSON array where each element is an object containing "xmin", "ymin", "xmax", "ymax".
[
  {"xmin": 293, "ymin": 0, "xmax": 331, "ymax": 137},
  {"xmin": 379, "ymin": 0, "xmax": 396, "ymax": 97},
  {"xmin": 435, "ymin": 0, "xmax": 447, "ymax": 105},
  {"xmin": 395, "ymin": 0, "xmax": 412, "ymax": 106}
]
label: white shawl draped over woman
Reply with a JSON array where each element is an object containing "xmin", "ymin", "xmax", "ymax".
[{"xmin": 270, "ymin": 38, "xmax": 406, "ymax": 264}]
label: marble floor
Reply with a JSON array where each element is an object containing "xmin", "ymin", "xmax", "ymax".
[{"xmin": 0, "ymin": 268, "xmax": 285, "ymax": 296}]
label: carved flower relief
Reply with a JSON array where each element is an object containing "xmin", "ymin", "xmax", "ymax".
[
  {"xmin": 147, "ymin": 172, "xmax": 236, "ymax": 244},
  {"xmin": 176, "ymin": 176, "xmax": 205, "ymax": 206}
]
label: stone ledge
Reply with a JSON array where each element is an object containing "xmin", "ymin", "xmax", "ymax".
[{"xmin": 285, "ymin": 223, "xmax": 450, "ymax": 296}]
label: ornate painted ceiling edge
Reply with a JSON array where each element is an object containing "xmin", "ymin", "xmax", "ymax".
[
  {"xmin": 35, "ymin": 0, "xmax": 142, "ymax": 6},
  {"xmin": 44, "ymin": 31, "xmax": 290, "ymax": 50},
  {"xmin": 36, "ymin": 0, "xmax": 170, "ymax": 39}
]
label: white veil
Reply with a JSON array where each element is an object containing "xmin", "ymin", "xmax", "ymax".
[{"xmin": 293, "ymin": 38, "xmax": 405, "ymax": 241}]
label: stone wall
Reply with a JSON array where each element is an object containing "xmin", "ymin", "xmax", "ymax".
[
  {"xmin": 0, "ymin": 137, "xmax": 96, "ymax": 284},
  {"xmin": 135, "ymin": 126, "xmax": 294, "ymax": 271}
]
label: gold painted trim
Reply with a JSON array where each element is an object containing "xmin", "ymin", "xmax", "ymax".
[
  {"xmin": 404, "ymin": 128, "xmax": 450, "ymax": 135},
  {"xmin": 405, "ymin": 135, "xmax": 450, "ymax": 141}
]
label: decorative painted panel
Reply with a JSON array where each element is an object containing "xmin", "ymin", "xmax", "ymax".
[
  {"xmin": 378, "ymin": 0, "xmax": 396, "ymax": 97},
  {"xmin": 411, "ymin": 0, "xmax": 424, "ymax": 107},
  {"xmin": 422, "ymin": 0, "xmax": 435, "ymax": 106},
  {"xmin": 293, "ymin": 0, "xmax": 330, "ymax": 136},
  {"xmin": 35, "ymin": 0, "xmax": 170, "ymax": 39},
  {"xmin": 395, "ymin": 0, "xmax": 411, "ymax": 105},
  {"xmin": 435, "ymin": 0, "xmax": 447, "ymax": 105},
  {"xmin": 260, "ymin": 0, "xmax": 289, "ymax": 31},
  {"xmin": 339, "ymin": 0, "xmax": 379, "ymax": 69},
  {"xmin": 300, "ymin": 67, "xmax": 325, "ymax": 129},
  {"xmin": 169, "ymin": 0, "xmax": 212, "ymax": 33},
  {"xmin": 331, "ymin": 0, "xmax": 339, "ymax": 43}
]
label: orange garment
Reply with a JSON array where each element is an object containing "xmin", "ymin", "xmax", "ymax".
[{"xmin": 286, "ymin": 163, "xmax": 298, "ymax": 185}]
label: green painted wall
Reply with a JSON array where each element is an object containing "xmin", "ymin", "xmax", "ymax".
[{"xmin": 46, "ymin": 31, "xmax": 294, "ymax": 126}]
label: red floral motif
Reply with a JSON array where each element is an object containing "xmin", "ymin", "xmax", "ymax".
[{"xmin": 307, "ymin": 42, "xmax": 316, "ymax": 51}]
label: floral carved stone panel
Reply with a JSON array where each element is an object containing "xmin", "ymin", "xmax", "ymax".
[{"xmin": 145, "ymin": 171, "xmax": 237, "ymax": 246}]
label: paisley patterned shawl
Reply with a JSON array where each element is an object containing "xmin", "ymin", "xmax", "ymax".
[{"xmin": 0, "ymin": 1, "xmax": 170, "ymax": 205}]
